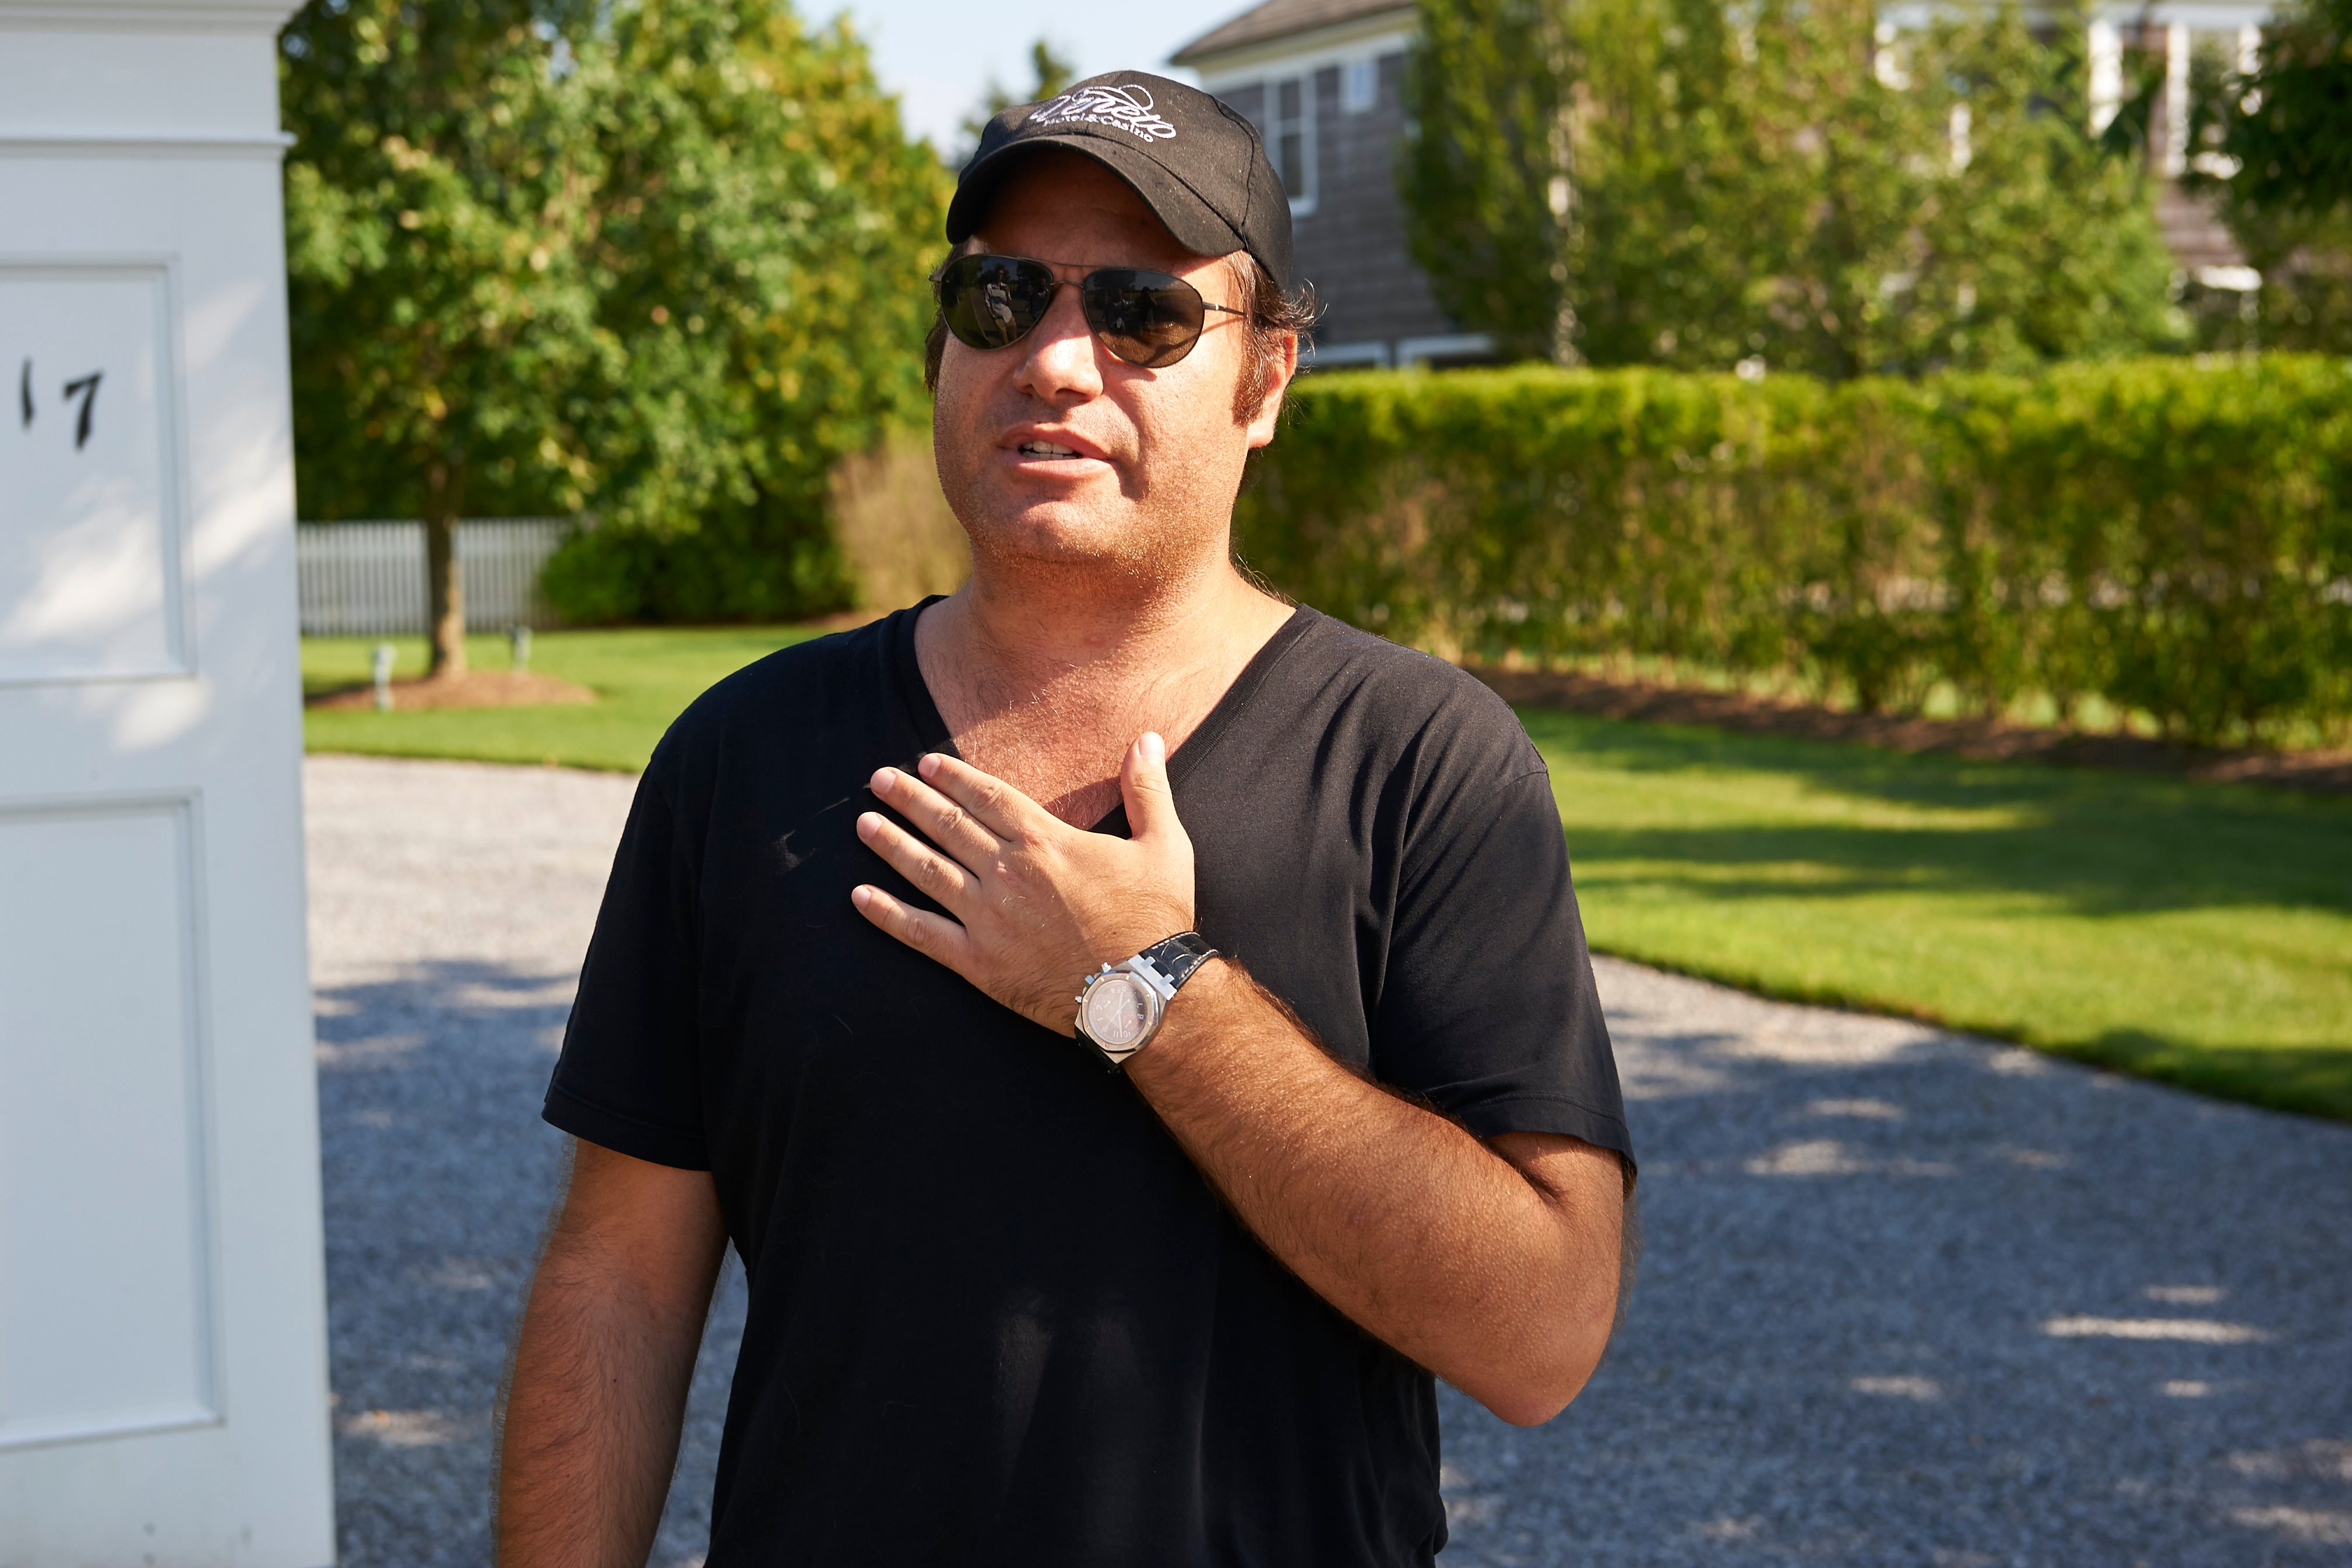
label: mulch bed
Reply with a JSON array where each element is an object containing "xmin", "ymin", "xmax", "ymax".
[
  {"xmin": 307, "ymin": 669, "xmax": 597, "ymax": 711},
  {"xmin": 1465, "ymin": 662, "xmax": 2352, "ymax": 796}
]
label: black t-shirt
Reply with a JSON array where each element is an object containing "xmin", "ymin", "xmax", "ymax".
[{"xmin": 545, "ymin": 601, "xmax": 1632, "ymax": 1567}]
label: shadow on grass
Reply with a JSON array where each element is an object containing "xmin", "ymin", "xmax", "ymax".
[
  {"xmin": 1565, "ymin": 818, "xmax": 2352, "ymax": 918},
  {"xmin": 1526, "ymin": 709, "xmax": 2352, "ymax": 920}
]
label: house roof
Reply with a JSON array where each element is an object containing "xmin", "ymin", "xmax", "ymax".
[{"xmin": 1170, "ymin": 0, "xmax": 1415, "ymax": 68}]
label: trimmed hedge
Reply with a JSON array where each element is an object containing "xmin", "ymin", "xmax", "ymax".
[
  {"xmin": 540, "ymin": 509, "xmax": 852, "ymax": 626},
  {"xmin": 1236, "ymin": 356, "xmax": 2352, "ymax": 745}
]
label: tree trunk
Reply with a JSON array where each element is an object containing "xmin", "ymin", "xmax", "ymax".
[
  {"xmin": 424, "ymin": 463, "xmax": 466, "ymax": 678},
  {"xmin": 1541, "ymin": 13, "xmax": 1583, "ymax": 367}
]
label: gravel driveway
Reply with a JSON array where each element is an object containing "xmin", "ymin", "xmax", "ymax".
[{"xmin": 307, "ymin": 753, "xmax": 2352, "ymax": 1567}]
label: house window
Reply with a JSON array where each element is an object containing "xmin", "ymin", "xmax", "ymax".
[
  {"xmin": 1270, "ymin": 75, "xmax": 1314, "ymax": 210},
  {"xmin": 1342, "ymin": 58, "xmax": 1378, "ymax": 114}
]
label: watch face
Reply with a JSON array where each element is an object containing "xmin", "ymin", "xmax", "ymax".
[{"xmin": 1083, "ymin": 972, "xmax": 1154, "ymax": 1050}]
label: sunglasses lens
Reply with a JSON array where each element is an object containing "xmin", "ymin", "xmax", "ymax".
[
  {"xmin": 937, "ymin": 255, "xmax": 1055, "ymax": 351},
  {"xmin": 1082, "ymin": 270, "xmax": 1207, "ymax": 368}
]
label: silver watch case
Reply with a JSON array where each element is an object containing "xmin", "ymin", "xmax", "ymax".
[{"xmin": 1073, "ymin": 953, "xmax": 1184, "ymax": 1066}]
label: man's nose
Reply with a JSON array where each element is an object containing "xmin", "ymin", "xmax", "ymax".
[{"xmin": 1014, "ymin": 284, "xmax": 1104, "ymax": 404}]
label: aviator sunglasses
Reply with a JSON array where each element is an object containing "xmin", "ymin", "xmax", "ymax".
[{"xmin": 932, "ymin": 253, "xmax": 1245, "ymax": 369}]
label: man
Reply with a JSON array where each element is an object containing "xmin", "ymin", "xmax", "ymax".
[{"xmin": 497, "ymin": 71, "xmax": 1633, "ymax": 1567}]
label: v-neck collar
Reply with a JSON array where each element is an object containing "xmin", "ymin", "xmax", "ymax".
[{"xmin": 885, "ymin": 596, "xmax": 1320, "ymax": 834}]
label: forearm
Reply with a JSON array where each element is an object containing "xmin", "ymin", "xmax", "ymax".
[
  {"xmin": 497, "ymin": 1249, "xmax": 710, "ymax": 1566},
  {"xmin": 1126, "ymin": 960, "xmax": 1622, "ymax": 1425},
  {"xmin": 495, "ymin": 1158, "xmax": 724, "ymax": 1568}
]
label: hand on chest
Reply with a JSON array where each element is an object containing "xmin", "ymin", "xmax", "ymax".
[
  {"xmin": 938, "ymin": 680, "xmax": 1226, "ymax": 831},
  {"xmin": 949, "ymin": 713, "xmax": 1145, "ymax": 830}
]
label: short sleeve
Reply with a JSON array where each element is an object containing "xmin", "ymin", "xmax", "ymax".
[
  {"xmin": 1374, "ymin": 763, "xmax": 1633, "ymax": 1166},
  {"xmin": 543, "ymin": 760, "xmax": 709, "ymax": 1169}
]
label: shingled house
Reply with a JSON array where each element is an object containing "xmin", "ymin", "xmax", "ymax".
[
  {"xmin": 1172, "ymin": 0, "xmax": 1488, "ymax": 370},
  {"xmin": 1171, "ymin": 0, "xmax": 2274, "ymax": 369}
]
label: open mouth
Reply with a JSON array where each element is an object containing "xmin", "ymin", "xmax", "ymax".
[{"xmin": 1017, "ymin": 439, "xmax": 1083, "ymax": 459}]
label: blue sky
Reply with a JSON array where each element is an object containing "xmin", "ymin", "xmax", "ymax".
[{"xmin": 829, "ymin": 1, "xmax": 1236, "ymax": 153}]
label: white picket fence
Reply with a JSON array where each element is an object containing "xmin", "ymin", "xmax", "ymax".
[{"xmin": 295, "ymin": 517, "xmax": 576, "ymax": 636}]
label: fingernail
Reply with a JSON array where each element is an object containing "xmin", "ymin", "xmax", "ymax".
[
  {"xmin": 851, "ymin": 885, "xmax": 872, "ymax": 910},
  {"xmin": 918, "ymin": 753, "xmax": 941, "ymax": 778},
  {"xmin": 1141, "ymin": 732, "xmax": 1166, "ymax": 765},
  {"xmin": 871, "ymin": 768, "xmax": 895, "ymax": 794},
  {"xmin": 856, "ymin": 812, "xmax": 879, "ymax": 838}
]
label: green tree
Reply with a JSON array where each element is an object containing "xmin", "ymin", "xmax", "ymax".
[
  {"xmin": 1402, "ymin": 0, "xmax": 2184, "ymax": 378},
  {"xmin": 281, "ymin": 0, "xmax": 608, "ymax": 675},
  {"xmin": 282, "ymin": 0, "xmax": 949, "ymax": 645},
  {"xmin": 1844, "ymin": 5, "xmax": 2184, "ymax": 375},
  {"xmin": 554, "ymin": 0, "xmax": 950, "ymax": 621},
  {"xmin": 2223, "ymin": 0, "xmax": 2352, "ymax": 215},
  {"xmin": 1548, "ymin": 0, "xmax": 1812, "ymax": 370},
  {"xmin": 2206, "ymin": 0, "xmax": 2352, "ymax": 353},
  {"xmin": 1397, "ymin": 0, "xmax": 1575, "ymax": 361}
]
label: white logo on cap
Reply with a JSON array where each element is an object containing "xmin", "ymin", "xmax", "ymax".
[{"xmin": 1027, "ymin": 83, "xmax": 1178, "ymax": 142}]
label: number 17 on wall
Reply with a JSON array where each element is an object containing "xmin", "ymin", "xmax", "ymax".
[{"xmin": 18, "ymin": 357, "xmax": 103, "ymax": 450}]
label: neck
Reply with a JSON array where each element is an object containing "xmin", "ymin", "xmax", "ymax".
[
  {"xmin": 907, "ymin": 526, "xmax": 1298, "ymax": 827},
  {"xmin": 912, "ymin": 532, "xmax": 1294, "ymax": 826},
  {"xmin": 937, "ymin": 538, "xmax": 1264, "ymax": 697}
]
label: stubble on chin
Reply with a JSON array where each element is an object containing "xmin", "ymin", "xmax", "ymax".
[
  {"xmin": 958, "ymin": 499, "xmax": 1166, "ymax": 590},
  {"xmin": 940, "ymin": 443, "xmax": 1248, "ymax": 595},
  {"xmin": 938, "ymin": 450, "xmax": 1163, "ymax": 586}
]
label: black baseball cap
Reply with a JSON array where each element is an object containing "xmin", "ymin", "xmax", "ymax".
[{"xmin": 948, "ymin": 71, "xmax": 1295, "ymax": 294}]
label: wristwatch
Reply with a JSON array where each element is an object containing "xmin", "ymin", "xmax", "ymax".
[{"xmin": 1073, "ymin": 931, "xmax": 1220, "ymax": 1069}]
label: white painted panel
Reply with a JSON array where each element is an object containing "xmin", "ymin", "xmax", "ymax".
[
  {"xmin": 0, "ymin": 29, "xmax": 280, "ymax": 139},
  {"xmin": 0, "ymin": 6, "xmax": 332, "ymax": 1560},
  {"xmin": 0, "ymin": 797, "xmax": 214, "ymax": 1450},
  {"xmin": 0, "ymin": 262, "xmax": 185, "ymax": 683}
]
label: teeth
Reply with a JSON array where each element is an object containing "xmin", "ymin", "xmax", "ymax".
[{"xmin": 1020, "ymin": 441, "xmax": 1080, "ymax": 457}]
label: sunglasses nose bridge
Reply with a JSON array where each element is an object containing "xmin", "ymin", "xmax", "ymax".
[
  {"xmin": 1010, "ymin": 276, "xmax": 1110, "ymax": 395},
  {"xmin": 1026, "ymin": 275, "xmax": 1098, "ymax": 348}
]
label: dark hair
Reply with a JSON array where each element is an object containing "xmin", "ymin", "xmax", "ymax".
[
  {"xmin": 1226, "ymin": 252, "xmax": 1319, "ymax": 421},
  {"xmin": 923, "ymin": 245, "xmax": 1318, "ymax": 424}
]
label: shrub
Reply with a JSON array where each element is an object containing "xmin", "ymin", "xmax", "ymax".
[
  {"xmin": 541, "ymin": 509, "xmax": 851, "ymax": 625},
  {"xmin": 1237, "ymin": 356, "xmax": 2352, "ymax": 745},
  {"xmin": 829, "ymin": 429, "xmax": 970, "ymax": 611}
]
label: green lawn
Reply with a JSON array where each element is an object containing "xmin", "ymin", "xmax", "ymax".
[
  {"xmin": 302, "ymin": 627, "xmax": 2352, "ymax": 1121},
  {"xmin": 1525, "ymin": 709, "xmax": 2352, "ymax": 1122},
  {"xmin": 302, "ymin": 626, "xmax": 827, "ymax": 771}
]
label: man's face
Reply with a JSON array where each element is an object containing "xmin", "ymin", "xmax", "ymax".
[{"xmin": 932, "ymin": 150, "xmax": 1293, "ymax": 579}]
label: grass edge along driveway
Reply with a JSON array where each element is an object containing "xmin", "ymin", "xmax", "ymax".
[
  {"xmin": 302, "ymin": 628, "xmax": 2352, "ymax": 1123},
  {"xmin": 301, "ymin": 626, "xmax": 829, "ymax": 773},
  {"xmin": 1523, "ymin": 707, "xmax": 2351, "ymax": 1124}
]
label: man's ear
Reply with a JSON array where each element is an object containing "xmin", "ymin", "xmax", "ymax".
[{"xmin": 1243, "ymin": 330, "xmax": 1300, "ymax": 449}]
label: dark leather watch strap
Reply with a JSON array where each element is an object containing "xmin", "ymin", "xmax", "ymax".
[{"xmin": 1139, "ymin": 931, "xmax": 1219, "ymax": 991}]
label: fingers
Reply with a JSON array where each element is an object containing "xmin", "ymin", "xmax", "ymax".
[
  {"xmin": 1119, "ymin": 731, "xmax": 1185, "ymax": 843},
  {"xmin": 913, "ymin": 753, "xmax": 1051, "ymax": 840},
  {"xmin": 856, "ymin": 811, "xmax": 978, "ymax": 909},
  {"xmin": 850, "ymin": 882, "xmax": 974, "ymax": 969},
  {"xmin": 869, "ymin": 766, "xmax": 1001, "ymax": 866}
]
